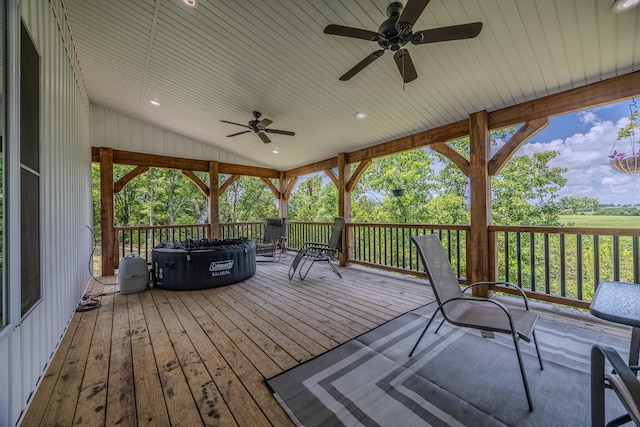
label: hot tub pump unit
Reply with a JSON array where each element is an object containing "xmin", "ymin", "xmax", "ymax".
[{"xmin": 118, "ymin": 254, "xmax": 150, "ymax": 294}]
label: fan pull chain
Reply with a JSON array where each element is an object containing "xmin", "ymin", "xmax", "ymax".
[{"xmin": 402, "ymin": 51, "xmax": 405, "ymax": 91}]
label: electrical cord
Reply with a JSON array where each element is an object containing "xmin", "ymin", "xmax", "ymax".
[
  {"xmin": 77, "ymin": 226, "xmax": 121, "ymax": 312},
  {"xmin": 86, "ymin": 225, "xmax": 116, "ymax": 286}
]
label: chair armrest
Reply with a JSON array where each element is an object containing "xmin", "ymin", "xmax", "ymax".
[
  {"xmin": 592, "ymin": 345, "xmax": 640, "ymax": 426},
  {"xmin": 304, "ymin": 241, "xmax": 328, "ymax": 248},
  {"xmin": 307, "ymin": 246, "xmax": 338, "ymax": 256},
  {"xmin": 465, "ymin": 281, "xmax": 530, "ymax": 310}
]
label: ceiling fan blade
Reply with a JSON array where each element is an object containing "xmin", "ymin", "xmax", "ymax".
[
  {"xmin": 258, "ymin": 118, "xmax": 273, "ymax": 128},
  {"xmin": 411, "ymin": 22, "xmax": 483, "ymax": 44},
  {"xmin": 393, "ymin": 49, "xmax": 418, "ymax": 83},
  {"xmin": 324, "ymin": 24, "xmax": 380, "ymax": 41},
  {"xmin": 264, "ymin": 128, "xmax": 295, "ymax": 136},
  {"xmin": 226, "ymin": 130, "xmax": 251, "ymax": 137},
  {"xmin": 258, "ymin": 132, "xmax": 271, "ymax": 144},
  {"xmin": 397, "ymin": 0, "xmax": 431, "ymax": 34},
  {"xmin": 339, "ymin": 50, "xmax": 385, "ymax": 81},
  {"xmin": 220, "ymin": 120, "xmax": 250, "ymax": 128}
]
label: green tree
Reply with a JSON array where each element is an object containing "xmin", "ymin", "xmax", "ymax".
[
  {"xmin": 219, "ymin": 176, "xmax": 278, "ymax": 222},
  {"xmin": 492, "ymin": 152, "xmax": 567, "ymax": 225}
]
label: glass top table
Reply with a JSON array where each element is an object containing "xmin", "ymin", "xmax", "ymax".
[{"xmin": 590, "ymin": 281, "xmax": 640, "ymax": 367}]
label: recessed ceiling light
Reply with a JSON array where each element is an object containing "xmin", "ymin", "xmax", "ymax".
[
  {"xmin": 611, "ymin": 0, "xmax": 640, "ymax": 12},
  {"xmin": 150, "ymin": 100, "xmax": 160, "ymax": 106},
  {"xmin": 355, "ymin": 112, "xmax": 367, "ymax": 119},
  {"xmin": 272, "ymin": 149, "xmax": 280, "ymax": 154},
  {"xmin": 183, "ymin": 0, "xmax": 197, "ymax": 7}
]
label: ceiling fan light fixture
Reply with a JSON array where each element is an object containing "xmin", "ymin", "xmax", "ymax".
[
  {"xmin": 611, "ymin": 0, "xmax": 640, "ymax": 12},
  {"xmin": 355, "ymin": 112, "xmax": 367, "ymax": 119},
  {"xmin": 182, "ymin": 0, "xmax": 197, "ymax": 7}
]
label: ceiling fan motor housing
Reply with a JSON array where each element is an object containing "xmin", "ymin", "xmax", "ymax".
[{"xmin": 378, "ymin": 2, "xmax": 410, "ymax": 51}]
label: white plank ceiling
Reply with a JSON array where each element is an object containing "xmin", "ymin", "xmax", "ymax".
[{"xmin": 63, "ymin": 0, "xmax": 640, "ymax": 170}]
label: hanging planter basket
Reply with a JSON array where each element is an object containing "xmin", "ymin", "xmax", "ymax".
[
  {"xmin": 610, "ymin": 154, "xmax": 640, "ymax": 174},
  {"xmin": 609, "ymin": 101, "xmax": 640, "ymax": 174}
]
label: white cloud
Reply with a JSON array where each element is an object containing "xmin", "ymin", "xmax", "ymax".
[
  {"xmin": 514, "ymin": 108, "xmax": 640, "ymax": 204},
  {"xmin": 578, "ymin": 110, "xmax": 597, "ymax": 124}
]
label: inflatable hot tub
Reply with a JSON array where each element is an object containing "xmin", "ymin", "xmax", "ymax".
[{"xmin": 152, "ymin": 238, "xmax": 256, "ymax": 290}]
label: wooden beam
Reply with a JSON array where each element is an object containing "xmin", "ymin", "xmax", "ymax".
[
  {"xmin": 218, "ymin": 163, "xmax": 280, "ymax": 179},
  {"xmin": 209, "ymin": 161, "xmax": 219, "ymax": 238},
  {"xmin": 91, "ymin": 147, "xmax": 280, "ymax": 178},
  {"xmin": 181, "ymin": 170, "xmax": 210, "ymax": 197},
  {"xmin": 346, "ymin": 120, "xmax": 469, "ymax": 164},
  {"xmin": 260, "ymin": 177, "xmax": 280, "ymax": 199},
  {"xmin": 284, "ymin": 157, "xmax": 338, "ymax": 180},
  {"xmin": 338, "ymin": 153, "xmax": 351, "ymax": 267},
  {"xmin": 218, "ymin": 175, "xmax": 240, "ymax": 195},
  {"xmin": 488, "ymin": 117, "xmax": 549, "ymax": 176},
  {"xmin": 278, "ymin": 172, "xmax": 288, "ymax": 219},
  {"xmin": 283, "ymin": 177, "xmax": 298, "ymax": 199},
  {"xmin": 114, "ymin": 166, "xmax": 149, "ymax": 193},
  {"xmin": 488, "ymin": 70, "xmax": 640, "ymax": 129},
  {"xmin": 430, "ymin": 143, "xmax": 470, "ymax": 176},
  {"xmin": 324, "ymin": 169, "xmax": 338, "ymax": 187},
  {"xmin": 346, "ymin": 159, "xmax": 372, "ymax": 193},
  {"xmin": 99, "ymin": 148, "xmax": 115, "ymax": 276},
  {"xmin": 468, "ymin": 111, "xmax": 491, "ymax": 295}
]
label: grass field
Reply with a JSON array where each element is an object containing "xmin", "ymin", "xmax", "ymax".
[{"xmin": 560, "ymin": 215, "xmax": 640, "ymax": 228}]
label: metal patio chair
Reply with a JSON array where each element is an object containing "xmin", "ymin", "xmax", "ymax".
[
  {"xmin": 288, "ymin": 217, "xmax": 344, "ymax": 280},
  {"xmin": 409, "ymin": 234, "xmax": 544, "ymax": 412},
  {"xmin": 591, "ymin": 345, "xmax": 640, "ymax": 427},
  {"xmin": 255, "ymin": 218, "xmax": 287, "ymax": 262}
]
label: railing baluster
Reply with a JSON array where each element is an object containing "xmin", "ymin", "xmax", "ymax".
[
  {"xmin": 613, "ymin": 235, "xmax": 620, "ymax": 281},
  {"xmin": 560, "ymin": 233, "xmax": 566, "ymax": 297},
  {"xmin": 530, "ymin": 232, "xmax": 536, "ymax": 292},
  {"xmin": 504, "ymin": 231, "xmax": 509, "ymax": 283},
  {"xmin": 516, "ymin": 232, "xmax": 522, "ymax": 286},
  {"xmin": 594, "ymin": 235, "xmax": 600, "ymax": 287},
  {"xmin": 576, "ymin": 234, "xmax": 583, "ymax": 301},
  {"xmin": 544, "ymin": 233, "xmax": 550, "ymax": 295}
]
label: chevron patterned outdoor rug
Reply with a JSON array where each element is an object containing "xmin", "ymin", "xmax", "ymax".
[{"xmin": 266, "ymin": 303, "xmax": 631, "ymax": 427}]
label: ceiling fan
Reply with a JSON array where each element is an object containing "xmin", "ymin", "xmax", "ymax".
[
  {"xmin": 324, "ymin": 0, "xmax": 483, "ymax": 83},
  {"xmin": 221, "ymin": 111, "xmax": 295, "ymax": 144}
]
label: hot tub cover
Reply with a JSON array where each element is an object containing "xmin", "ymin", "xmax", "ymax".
[{"xmin": 152, "ymin": 238, "xmax": 256, "ymax": 290}]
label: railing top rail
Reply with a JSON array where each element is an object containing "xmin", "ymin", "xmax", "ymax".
[
  {"xmin": 115, "ymin": 224, "xmax": 208, "ymax": 231},
  {"xmin": 489, "ymin": 225, "xmax": 640, "ymax": 236},
  {"xmin": 349, "ymin": 222, "xmax": 471, "ymax": 231}
]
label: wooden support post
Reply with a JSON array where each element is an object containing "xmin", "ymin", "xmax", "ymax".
[
  {"xmin": 338, "ymin": 153, "xmax": 351, "ymax": 266},
  {"xmin": 99, "ymin": 147, "xmax": 115, "ymax": 276},
  {"xmin": 468, "ymin": 111, "xmax": 491, "ymax": 296},
  {"xmin": 209, "ymin": 161, "xmax": 220, "ymax": 238},
  {"xmin": 278, "ymin": 172, "xmax": 288, "ymax": 219}
]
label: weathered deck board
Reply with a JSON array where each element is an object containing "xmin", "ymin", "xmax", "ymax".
[{"xmin": 22, "ymin": 258, "xmax": 437, "ymax": 426}]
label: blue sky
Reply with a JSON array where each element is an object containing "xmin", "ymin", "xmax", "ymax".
[{"xmin": 508, "ymin": 99, "xmax": 640, "ymax": 205}]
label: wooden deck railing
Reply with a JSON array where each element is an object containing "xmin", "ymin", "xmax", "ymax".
[
  {"xmin": 113, "ymin": 221, "xmax": 640, "ymax": 309},
  {"xmin": 489, "ymin": 225, "xmax": 640, "ymax": 308}
]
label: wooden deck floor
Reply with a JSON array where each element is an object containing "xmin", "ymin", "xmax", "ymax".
[{"xmin": 21, "ymin": 257, "xmax": 435, "ymax": 426}]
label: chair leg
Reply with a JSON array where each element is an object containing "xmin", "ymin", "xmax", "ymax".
[
  {"xmin": 299, "ymin": 257, "xmax": 313, "ymax": 280},
  {"xmin": 409, "ymin": 309, "xmax": 440, "ymax": 357},
  {"xmin": 434, "ymin": 317, "xmax": 446, "ymax": 334},
  {"xmin": 532, "ymin": 330, "xmax": 544, "ymax": 371},
  {"xmin": 513, "ymin": 334, "xmax": 534, "ymax": 412},
  {"xmin": 591, "ymin": 347, "xmax": 606, "ymax": 427},
  {"xmin": 288, "ymin": 250, "xmax": 307, "ymax": 280},
  {"xmin": 327, "ymin": 261, "xmax": 342, "ymax": 278}
]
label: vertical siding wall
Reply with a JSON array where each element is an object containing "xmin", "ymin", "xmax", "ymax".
[
  {"xmin": 0, "ymin": 0, "xmax": 92, "ymax": 425},
  {"xmin": 92, "ymin": 104, "xmax": 266, "ymax": 167}
]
